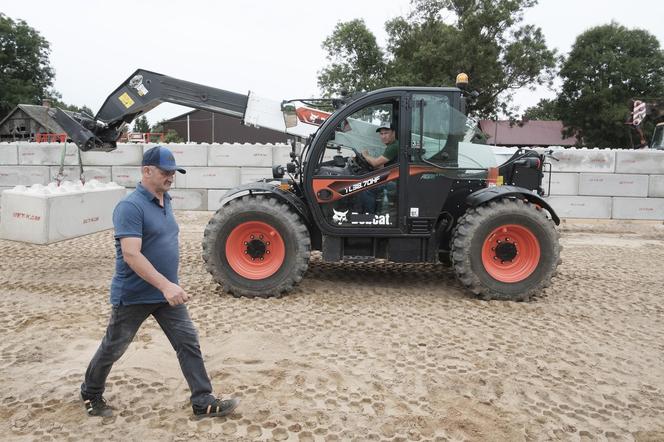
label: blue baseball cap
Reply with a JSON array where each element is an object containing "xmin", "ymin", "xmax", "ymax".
[{"xmin": 142, "ymin": 146, "xmax": 186, "ymax": 174}]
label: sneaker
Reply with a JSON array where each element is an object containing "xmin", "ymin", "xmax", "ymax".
[
  {"xmin": 193, "ymin": 397, "xmax": 240, "ymax": 418},
  {"xmin": 80, "ymin": 392, "xmax": 113, "ymax": 417}
]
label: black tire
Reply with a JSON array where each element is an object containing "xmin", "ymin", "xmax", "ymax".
[
  {"xmin": 451, "ymin": 198, "xmax": 561, "ymax": 301},
  {"xmin": 202, "ymin": 195, "xmax": 310, "ymax": 298}
]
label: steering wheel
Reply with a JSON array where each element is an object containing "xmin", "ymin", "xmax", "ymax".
[{"xmin": 350, "ymin": 147, "xmax": 373, "ymax": 171}]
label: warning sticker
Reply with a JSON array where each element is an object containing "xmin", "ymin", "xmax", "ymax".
[{"xmin": 119, "ymin": 92, "xmax": 135, "ymax": 109}]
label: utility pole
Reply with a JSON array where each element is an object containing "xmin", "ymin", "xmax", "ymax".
[{"xmin": 494, "ymin": 115, "xmax": 498, "ymax": 146}]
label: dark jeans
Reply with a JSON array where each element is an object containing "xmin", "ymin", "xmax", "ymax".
[{"xmin": 81, "ymin": 303, "xmax": 215, "ymax": 408}]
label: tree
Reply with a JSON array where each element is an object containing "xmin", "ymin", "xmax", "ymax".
[
  {"xmin": 163, "ymin": 129, "xmax": 183, "ymax": 143},
  {"xmin": 150, "ymin": 120, "xmax": 183, "ymax": 142},
  {"xmin": 318, "ymin": 19, "xmax": 387, "ymax": 97},
  {"xmin": 151, "ymin": 119, "xmax": 167, "ymax": 134},
  {"xmin": 49, "ymin": 93, "xmax": 93, "ymax": 115},
  {"xmin": 0, "ymin": 13, "xmax": 55, "ymax": 120},
  {"xmin": 523, "ymin": 98, "xmax": 559, "ymax": 120},
  {"xmin": 133, "ymin": 115, "xmax": 150, "ymax": 133},
  {"xmin": 557, "ymin": 22, "xmax": 664, "ymax": 148},
  {"xmin": 317, "ymin": 0, "xmax": 556, "ymax": 117}
]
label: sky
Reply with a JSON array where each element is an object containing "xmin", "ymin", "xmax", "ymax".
[{"xmin": 3, "ymin": 0, "xmax": 664, "ymax": 125}]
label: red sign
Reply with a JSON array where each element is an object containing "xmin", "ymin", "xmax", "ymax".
[{"xmin": 12, "ymin": 212, "xmax": 41, "ymax": 221}]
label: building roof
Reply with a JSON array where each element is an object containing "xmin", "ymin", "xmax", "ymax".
[
  {"xmin": 163, "ymin": 108, "xmax": 198, "ymax": 121},
  {"xmin": 479, "ymin": 119, "xmax": 578, "ymax": 146},
  {"xmin": 162, "ymin": 108, "xmax": 290, "ymax": 144},
  {"xmin": 0, "ymin": 104, "xmax": 67, "ymax": 133}
]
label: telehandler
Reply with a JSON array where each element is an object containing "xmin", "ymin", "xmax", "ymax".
[{"xmin": 54, "ymin": 69, "xmax": 561, "ymax": 301}]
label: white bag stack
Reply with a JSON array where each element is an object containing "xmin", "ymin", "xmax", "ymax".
[{"xmin": 0, "ymin": 180, "xmax": 126, "ymax": 244}]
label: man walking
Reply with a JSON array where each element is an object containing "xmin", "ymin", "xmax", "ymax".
[{"xmin": 80, "ymin": 146, "xmax": 239, "ymax": 418}]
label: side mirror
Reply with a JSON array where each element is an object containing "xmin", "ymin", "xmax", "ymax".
[{"xmin": 281, "ymin": 102, "xmax": 298, "ymax": 128}]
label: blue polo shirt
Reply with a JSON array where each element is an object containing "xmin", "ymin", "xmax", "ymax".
[{"xmin": 110, "ymin": 183, "xmax": 180, "ymax": 305}]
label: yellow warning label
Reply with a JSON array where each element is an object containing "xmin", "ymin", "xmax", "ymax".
[{"xmin": 118, "ymin": 92, "xmax": 135, "ymax": 109}]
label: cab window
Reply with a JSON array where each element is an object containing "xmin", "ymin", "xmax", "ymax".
[
  {"xmin": 410, "ymin": 94, "xmax": 453, "ymax": 162},
  {"xmin": 410, "ymin": 93, "xmax": 497, "ymax": 171},
  {"xmin": 316, "ymin": 101, "xmax": 397, "ymax": 171}
]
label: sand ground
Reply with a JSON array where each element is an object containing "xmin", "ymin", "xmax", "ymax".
[{"xmin": 1, "ymin": 212, "xmax": 663, "ymax": 441}]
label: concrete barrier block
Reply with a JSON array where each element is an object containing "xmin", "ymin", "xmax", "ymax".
[
  {"xmin": 615, "ymin": 150, "xmax": 664, "ymax": 174},
  {"xmin": 0, "ymin": 143, "xmax": 18, "ymax": 165},
  {"xmin": 168, "ymin": 189, "xmax": 207, "ymax": 210},
  {"xmin": 240, "ymin": 167, "xmax": 273, "ymax": 184},
  {"xmin": 649, "ymin": 175, "xmax": 664, "ymax": 198},
  {"xmin": 0, "ymin": 166, "xmax": 50, "ymax": 186},
  {"xmin": 80, "ymin": 144, "xmax": 144, "ymax": 166},
  {"xmin": 545, "ymin": 196, "xmax": 612, "ymax": 219},
  {"xmin": 177, "ymin": 167, "xmax": 240, "ymax": 189},
  {"xmin": 50, "ymin": 166, "xmax": 112, "ymax": 183},
  {"xmin": 208, "ymin": 143, "xmax": 273, "ymax": 167},
  {"xmin": 171, "ymin": 170, "xmax": 186, "ymax": 189},
  {"xmin": 18, "ymin": 142, "xmax": 79, "ymax": 165},
  {"xmin": 0, "ymin": 181, "xmax": 125, "ymax": 244},
  {"xmin": 612, "ymin": 197, "xmax": 664, "ymax": 220},
  {"xmin": 272, "ymin": 144, "xmax": 294, "ymax": 166},
  {"xmin": 578, "ymin": 173, "xmax": 648, "ymax": 197},
  {"xmin": 207, "ymin": 189, "xmax": 231, "ymax": 212},
  {"xmin": 535, "ymin": 147, "xmax": 615, "ymax": 173},
  {"xmin": 0, "ymin": 187, "xmax": 10, "ymax": 221},
  {"xmin": 144, "ymin": 143, "xmax": 208, "ymax": 166},
  {"xmin": 112, "ymin": 166, "xmax": 142, "ymax": 188},
  {"xmin": 543, "ymin": 172, "xmax": 579, "ymax": 195},
  {"xmin": 492, "ymin": 147, "xmax": 519, "ymax": 166}
]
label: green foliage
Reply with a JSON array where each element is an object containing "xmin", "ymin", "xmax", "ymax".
[
  {"xmin": 317, "ymin": 1, "xmax": 556, "ymax": 117},
  {"xmin": 523, "ymin": 98, "xmax": 559, "ymax": 120},
  {"xmin": 49, "ymin": 93, "xmax": 94, "ymax": 115},
  {"xmin": 133, "ymin": 115, "xmax": 150, "ymax": 133},
  {"xmin": 557, "ymin": 22, "xmax": 664, "ymax": 148},
  {"xmin": 318, "ymin": 19, "xmax": 386, "ymax": 97},
  {"xmin": 163, "ymin": 129, "xmax": 183, "ymax": 143},
  {"xmin": 151, "ymin": 119, "xmax": 167, "ymax": 133},
  {"xmin": 0, "ymin": 13, "xmax": 55, "ymax": 120},
  {"xmin": 75, "ymin": 105, "xmax": 94, "ymax": 116}
]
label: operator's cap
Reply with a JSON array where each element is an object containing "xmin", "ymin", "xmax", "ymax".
[
  {"xmin": 142, "ymin": 146, "xmax": 186, "ymax": 174},
  {"xmin": 376, "ymin": 122, "xmax": 396, "ymax": 132}
]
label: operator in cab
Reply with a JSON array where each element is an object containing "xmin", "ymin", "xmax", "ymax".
[{"xmin": 361, "ymin": 122, "xmax": 398, "ymax": 168}]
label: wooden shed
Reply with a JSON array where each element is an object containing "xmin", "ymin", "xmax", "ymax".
[{"xmin": 0, "ymin": 104, "xmax": 67, "ymax": 142}]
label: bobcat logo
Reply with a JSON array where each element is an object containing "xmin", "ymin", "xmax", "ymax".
[{"xmin": 332, "ymin": 209, "xmax": 348, "ymax": 225}]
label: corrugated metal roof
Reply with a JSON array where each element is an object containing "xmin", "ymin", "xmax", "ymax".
[{"xmin": 479, "ymin": 119, "xmax": 578, "ymax": 146}]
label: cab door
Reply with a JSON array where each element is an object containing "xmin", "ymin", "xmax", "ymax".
[
  {"xmin": 403, "ymin": 92, "xmax": 467, "ymax": 233},
  {"xmin": 307, "ymin": 94, "xmax": 407, "ymax": 235}
]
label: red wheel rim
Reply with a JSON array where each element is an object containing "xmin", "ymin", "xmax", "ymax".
[
  {"xmin": 225, "ymin": 221, "xmax": 285, "ymax": 280},
  {"xmin": 481, "ymin": 224, "xmax": 540, "ymax": 283}
]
